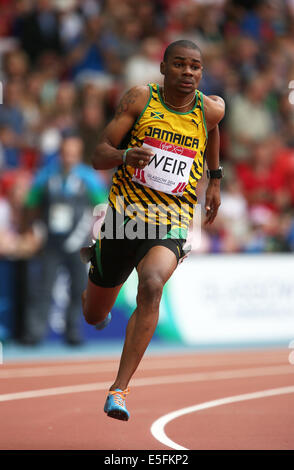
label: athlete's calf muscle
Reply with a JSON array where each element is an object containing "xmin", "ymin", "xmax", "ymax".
[{"xmin": 82, "ymin": 280, "xmax": 122, "ymax": 325}]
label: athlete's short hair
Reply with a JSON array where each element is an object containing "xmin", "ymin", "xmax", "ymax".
[{"xmin": 163, "ymin": 40, "xmax": 202, "ymax": 62}]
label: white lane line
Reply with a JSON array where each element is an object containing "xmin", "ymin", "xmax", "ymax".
[
  {"xmin": 0, "ymin": 364, "xmax": 293, "ymax": 403},
  {"xmin": 151, "ymin": 385, "xmax": 294, "ymax": 450},
  {"xmin": 0, "ymin": 353, "xmax": 288, "ymax": 379}
]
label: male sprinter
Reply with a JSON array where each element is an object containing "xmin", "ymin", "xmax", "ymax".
[{"xmin": 81, "ymin": 40, "xmax": 225, "ymax": 421}]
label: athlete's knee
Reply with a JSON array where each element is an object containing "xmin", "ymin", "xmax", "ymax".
[{"xmin": 137, "ymin": 275, "xmax": 163, "ymax": 308}]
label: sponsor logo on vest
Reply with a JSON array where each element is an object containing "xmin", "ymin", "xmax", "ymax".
[
  {"xmin": 192, "ymin": 118, "xmax": 201, "ymax": 128},
  {"xmin": 160, "ymin": 142, "xmax": 184, "ymax": 154}
]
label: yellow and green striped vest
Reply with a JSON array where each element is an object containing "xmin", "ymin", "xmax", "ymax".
[{"xmin": 109, "ymin": 83, "xmax": 208, "ymax": 233}]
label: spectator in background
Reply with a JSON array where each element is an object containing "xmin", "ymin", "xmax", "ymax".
[
  {"xmin": 78, "ymin": 98, "xmax": 106, "ymax": 166},
  {"xmin": 0, "ymin": 81, "xmax": 25, "ymax": 136},
  {"xmin": 217, "ymin": 174, "xmax": 250, "ymax": 251},
  {"xmin": 199, "ymin": 45, "xmax": 227, "ymax": 97},
  {"xmin": 124, "ymin": 37, "xmax": 163, "ymax": 89},
  {"xmin": 166, "ymin": 1, "xmax": 201, "ymax": 45},
  {"xmin": 228, "ymin": 36, "xmax": 260, "ymax": 83},
  {"xmin": 278, "ymin": 91, "xmax": 294, "ymax": 147},
  {"xmin": 0, "ymin": 78, "xmax": 41, "ymax": 169},
  {"xmin": 0, "ymin": 169, "xmax": 39, "ymax": 341},
  {"xmin": 15, "ymin": 0, "xmax": 62, "ymax": 65},
  {"xmin": 271, "ymin": 135, "xmax": 294, "ymax": 209},
  {"xmin": 236, "ymin": 138, "xmax": 285, "ymax": 213},
  {"xmin": 135, "ymin": 1, "xmax": 159, "ymax": 39},
  {"xmin": 43, "ymin": 81, "xmax": 77, "ymax": 132},
  {"xmin": 20, "ymin": 130, "xmax": 108, "ymax": 345},
  {"xmin": 106, "ymin": 16, "xmax": 142, "ymax": 64},
  {"xmin": 0, "ymin": 124, "xmax": 22, "ymax": 169},
  {"xmin": 239, "ymin": 0, "xmax": 286, "ymax": 42},
  {"xmin": 2, "ymin": 49, "xmax": 29, "ymax": 83},
  {"xmin": 38, "ymin": 52, "xmax": 64, "ymax": 111},
  {"xmin": 227, "ymin": 75, "xmax": 274, "ymax": 161},
  {"xmin": 67, "ymin": 13, "xmax": 107, "ymax": 81},
  {"xmin": 244, "ymin": 209, "xmax": 292, "ymax": 253},
  {"xmin": 19, "ymin": 71, "xmax": 44, "ymax": 140},
  {"xmin": 57, "ymin": 0, "xmax": 85, "ymax": 51},
  {"xmin": 0, "ymin": 169, "xmax": 39, "ymax": 259}
]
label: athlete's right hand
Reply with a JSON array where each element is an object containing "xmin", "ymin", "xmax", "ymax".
[{"xmin": 124, "ymin": 147, "xmax": 154, "ymax": 168}]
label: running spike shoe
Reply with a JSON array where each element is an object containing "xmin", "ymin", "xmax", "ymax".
[
  {"xmin": 104, "ymin": 388, "xmax": 130, "ymax": 421},
  {"xmin": 95, "ymin": 312, "xmax": 112, "ymax": 330}
]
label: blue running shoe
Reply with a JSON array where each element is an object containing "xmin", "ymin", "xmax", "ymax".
[
  {"xmin": 95, "ymin": 312, "xmax": 112, "ymax": 330},
  {"xmin": 104, "ymin": 388, "xmax": 130, "ymax": 421}
]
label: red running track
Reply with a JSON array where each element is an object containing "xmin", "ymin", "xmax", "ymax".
[{"xmin": 0, "ymin": 348, "xmax": 294, "ymax": 450}]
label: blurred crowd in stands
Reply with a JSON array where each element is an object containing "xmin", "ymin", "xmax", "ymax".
[{"xmin": 0, "ymin": 0, "xmax": 294, "ymax": 342}]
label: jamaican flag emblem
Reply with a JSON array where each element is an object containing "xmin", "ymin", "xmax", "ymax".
[{"xmin": 151, "ymin": 111, "xmax": 164, "ymax": 120}]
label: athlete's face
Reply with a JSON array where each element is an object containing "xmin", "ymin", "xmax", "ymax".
[{"xmin": 161, "ymin": 46, "xmax": 203, "ymax": 94}]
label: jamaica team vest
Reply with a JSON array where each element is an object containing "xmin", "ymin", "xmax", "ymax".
[{"xmin": 109, "ymin": 83, "xmax": 208, "ymax": 233}]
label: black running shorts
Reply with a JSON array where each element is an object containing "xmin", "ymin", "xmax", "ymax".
[{"xmin": 88, "ymin": 209, "xmax": 187, "ymax": 288}]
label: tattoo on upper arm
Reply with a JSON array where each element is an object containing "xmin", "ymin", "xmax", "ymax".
[{"xmin": 114, "ymin": 88, "xmax": 140, "ymax": 119}]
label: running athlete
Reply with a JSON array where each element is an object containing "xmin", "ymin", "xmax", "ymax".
[{"xmin": 81, "ymin": 40, "xmax": 225, "ymax": 421}]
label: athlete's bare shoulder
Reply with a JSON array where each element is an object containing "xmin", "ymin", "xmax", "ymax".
[
  {"xmin": 202, "ymin": 94, "xmax": 225, "ymax": 131},
  {"xmin": 114, "ymin": 85, "xmax": 150, "ymax": 121}
]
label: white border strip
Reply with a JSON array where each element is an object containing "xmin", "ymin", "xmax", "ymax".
[{"xmin": 151, "ymin": 385, "xmax": 294, "ymax": 450}]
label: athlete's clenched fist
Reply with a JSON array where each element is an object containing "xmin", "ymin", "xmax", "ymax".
[{"xmin": 124, "ymin": 147, "xmax": 154, "ymax": 168}]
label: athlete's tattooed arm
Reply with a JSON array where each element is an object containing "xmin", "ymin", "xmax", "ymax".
[
  {"xmin": 92, "ymin": 86, "xmax": 151, "ymax": 170},
  {"xmin": 114, "ymin": 88, "xmax": 141, "ymax": 120}
]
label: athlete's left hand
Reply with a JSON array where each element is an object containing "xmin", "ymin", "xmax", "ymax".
[{"xmin": 204, "ymin": 180, "xmax": 221, "ymax": 225}]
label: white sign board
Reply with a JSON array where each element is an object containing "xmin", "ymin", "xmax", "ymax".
[{"xmin": 168, "ymin": 254, "xmax": 294, "ymax": 345}]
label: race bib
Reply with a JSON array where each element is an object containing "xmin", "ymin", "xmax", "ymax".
[
  {"xmin": 48, "ymin": 203, "xmax": 74, "ymax": 233},
  {"xmin": 132, "ymin": 136, "xmax": 196, "ymax": 196}
]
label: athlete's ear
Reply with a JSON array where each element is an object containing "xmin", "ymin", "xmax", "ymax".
[{"xmin": 160, "ymin": 62, "xmax": 165, "ymax": 76}]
